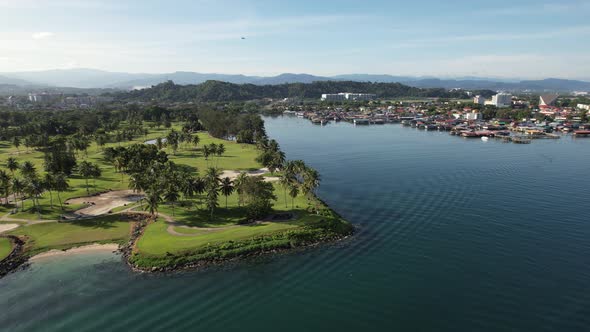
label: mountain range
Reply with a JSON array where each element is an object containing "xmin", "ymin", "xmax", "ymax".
[{"xmin": 1, "ymin": 69, "xmax": 589, "ymax": 93}]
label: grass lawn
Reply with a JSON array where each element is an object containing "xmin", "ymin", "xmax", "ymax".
[
  {"xmin": 7, "ymin": 215, "xmax": 132, "ymax": 255},
  {"xmin": 137, "ymin": 220, "xmax": 298, "ymax": 256},
  {"xmin": 0, "ymin": 237, "xmax": 12, "ymax": 261}
]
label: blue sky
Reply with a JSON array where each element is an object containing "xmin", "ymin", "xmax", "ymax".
[{"xmin": 1, "ymin": 0, "xmax": 589, "ymax": 79}]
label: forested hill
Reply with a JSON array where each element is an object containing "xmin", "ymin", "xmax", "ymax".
[{"xmin": 109, "ymin": 80, "xmax": 480, "ymax": 102}]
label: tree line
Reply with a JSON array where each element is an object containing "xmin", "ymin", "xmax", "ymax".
[{"xmin": 109, "ymin": 80, "xmax": 473, "ymax": 103}]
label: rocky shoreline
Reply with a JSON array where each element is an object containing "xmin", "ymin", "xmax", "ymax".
[{"xmin": 0, "ymin": 236, "xmax": 27, "ymax": 278}]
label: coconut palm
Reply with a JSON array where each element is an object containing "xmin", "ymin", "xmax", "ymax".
[
  {"xmin": 144, "ymin": 188, "xmax": 162, "ymax": 217},
  {"xmin": 216, "ymin": 144, "xmax": 226, "ymax": 167},
  {"xmin": 288, "ymin": 183, "xmax": 299, "ymax": 209},
  {"xmin": 233, "ymin": 172, "xmax": 249, "ymax": 207},
  {"xmin": 0, "ymin": 170, "xmax": 10, "ymax": 207},
  {"xmin": 302, "ymin": 167, "xmax": 321, "ymax": 198},
  {"xmin": 53, "ymin": 173, "xmax": 69, "ymax": 211},
  {"xmin": 163, "ymin": 188, "xmax": 180, "ymax": 216},
  {"xmin": 192, "ymin": 134, "xmax": 200, "ymax": 151},
  {"xmin": 43, "ymin": 173, "xmax": 55, "ymax": 209},
  {"xmin": 78, "ymin": 160, "xmax": 95, "ymax": 195},
  {"xmin": 20, "ymin": 161, "xmax": 36, "ymax": 179},
  {"xmin": 202, "ymin": 145, "xmax": 211, "ymax": 165},
  {"xmin": 11, "ymin": 177, "xmax": 24, "ymax": 212},
  {"xmin": 6, "ymin": 157, "xmax": 19, "ymax": 176},
  {"xmin": 12, "ymin": 136, "xmax": 20, "ymax": 152},
  {"xmin": 220, "ymin": 177, "xmax": 234, "ymax": 208}
]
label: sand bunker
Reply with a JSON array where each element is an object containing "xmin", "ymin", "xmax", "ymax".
[
  {"xmin": 220, "ymin": 168, "xmax": 280, "ymax": 182},
  {"xmin": 0, "ymin": 224, "xmax": 19, "ymax": 234},
  {"xmin": 66, "ymin": 190, "xmax": 144, "ymax": 217}
]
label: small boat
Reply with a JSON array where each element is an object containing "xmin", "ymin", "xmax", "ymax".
[{"xmin": 481, "ymin": 137, "xmax": 489, "ymax": 141}]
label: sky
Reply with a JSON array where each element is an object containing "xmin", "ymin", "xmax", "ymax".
[{"xmin": 1, "ymin": 0, "xmax": 590, "ymax": 80}]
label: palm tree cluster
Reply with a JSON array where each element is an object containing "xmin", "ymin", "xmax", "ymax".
[
  {"xmin": 202, "ymin": 143, "xmax": 225, "ymax": 167},
  {"xmin": 256, "ymin": 138, "xmax": 285, "ymax": 174},
  {"xmin": 0, "ymin": 158, "xmax": 71, "ymax": 215},
  {"xmin": 280, "ymin": 160, "xmax": 320, "ymax": 209}
]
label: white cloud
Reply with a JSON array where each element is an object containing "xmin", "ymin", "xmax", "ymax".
[{"xmin": 32, "ymin": 31, "xmax": 54, "ymax": 39}]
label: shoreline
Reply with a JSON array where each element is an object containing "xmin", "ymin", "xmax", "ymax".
[{"xmin": 29, "ymin": 243, "xmax": 121, "ymax": 262}]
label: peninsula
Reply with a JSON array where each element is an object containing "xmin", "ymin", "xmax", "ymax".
[{"xmin": 0, "ymin": 107, "xmax": 352, "ymax": 276}]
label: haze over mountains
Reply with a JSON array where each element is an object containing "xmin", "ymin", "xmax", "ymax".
[{"xmin": 1, "ymin": 69, "xmax": 589, "ymax": 93}]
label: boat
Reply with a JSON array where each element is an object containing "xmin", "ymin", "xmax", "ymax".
[{"xmin": 481, "ymin": 137, "xmax": 489, "ymax": 141}]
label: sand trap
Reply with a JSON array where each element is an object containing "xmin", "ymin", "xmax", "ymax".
[
  {"xmin": 0, "ymin": 224, "xmax": 19, "ymax": 233},
  {"xmin": 66, "ymin": 190, "xmax": 144, "ymax": 217},
  {"xmin": 220, "ymin": 168, "xmax": 280, "ymax": 182},
  {"xmin": 29, "ymin": 243, "xmax": 120, "ymax": 261}
]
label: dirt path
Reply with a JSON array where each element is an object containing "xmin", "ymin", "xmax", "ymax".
[{"xmin": 66, "ymin": 190, "xmax": 144, "ymax": 218}]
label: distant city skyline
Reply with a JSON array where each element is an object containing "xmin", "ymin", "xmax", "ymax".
[{"xmin": 1, "ymin": 0, "xmax": 590, "ymax": 79}]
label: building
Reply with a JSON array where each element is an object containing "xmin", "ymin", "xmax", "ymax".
[
  {"xmin": 28, "ymin": 92, "xmax": 57, "ymax": 103},
  {"xmin": 465, "ymin": 111, "xmax": 482, "ymax": 121},
  {"xmin": 473, "ymin": 95, "xmax": 486, "ymax": 105},
  {"xmin": 539, "ymin": 94, "xmax": 559, "ymax": 107},
  {"xmin": 491, "ymin": 93, "xmax": 512, "ymax": 108},
  {"xmin": 578, "ymin": 104, "xmax": 590, "ymax": 111},
  {"xmin": 321, "ymin": 93, "xmax": 376, "ymax": 101},
  {"xmin": 321, "ymin": 94, "xmax": 347, "ymax": 101}
]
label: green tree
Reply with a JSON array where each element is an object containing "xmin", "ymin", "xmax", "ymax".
[
  {"xmin": 220, "ymin": 177, "xmax": 234, "ymax": 208},
  {"xmin": 53, "ymin": 173, "xmax": 69, "ymax": 211},
  {"xmin": 145, "ymin": 188, "xmax": 162, "ymax": 217},
  {"xmin": 11, "ymin": 177, "xmax": 24, "ymax": 212},
  {"xmin": 78, "ymin": 161, "xmax": 95, "ymax": 195},
  {"xmin": 6, "ymin": 157, "xmax": 19, "ymax": 176},
  {"xmin": 163, "ymin": 188, "xmax": 180, "ymax": 216}
]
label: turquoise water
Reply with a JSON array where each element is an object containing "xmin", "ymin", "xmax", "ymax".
[{"xmin": 2, "ymin": 116, "xmax": 590, "ymax": 331}]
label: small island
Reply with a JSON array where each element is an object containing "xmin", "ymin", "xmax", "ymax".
[{"xmin": 0, "ymin": 109, "xmax": 352, "ymax": 277}]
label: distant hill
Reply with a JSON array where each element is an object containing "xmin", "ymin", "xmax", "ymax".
[
  {"xmin": 109, "ymin": 80, "xmax": 471, "ymax": 102},
  {"xmin": 1, "ymin": 69, "xmax": 589, "ymax": 92},
  {"xmin": 0, "ymin": 75, "xmax": 36, "ymax": 86}
]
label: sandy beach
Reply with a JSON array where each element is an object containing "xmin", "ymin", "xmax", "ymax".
[{"xmin": 29, "ymin": 243, "xmax": 120, "ymax": 261}]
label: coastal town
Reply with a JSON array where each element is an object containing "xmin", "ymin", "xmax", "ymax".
[{"xmin": 281, "ymin": 92, "xmax": 590, "ymax": 143}]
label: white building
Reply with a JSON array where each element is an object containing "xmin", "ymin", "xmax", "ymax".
[
  {"xmin": 465, "ymin": 111, "xmax": 483, "ymax": 121},
  {"xmin": 577, "ymin": 104, "xmax": 590, "ymax": 111},
  {"xmin": 491, "ymin": 93, "xmax": 512, "ymax": 108},
  {"xmin": 321, "ymin": 93, "xmax": 376, "ymax": 101},
  {"xmin": 473, "ymin": 95, "xmax": 486, "ymax": 105}
]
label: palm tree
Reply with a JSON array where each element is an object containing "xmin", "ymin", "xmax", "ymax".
[
  {"xmin": 43, "ymin": 173, "xmax": 55, "ymax": 209},
  {"xmin": 78, "ymin": 161, "xmax": 94, "ymax": 195},
  {"xmin": 192, "ymin": 134, "xmax": 200, "ymax": 151},
  {"xmin": 288, "ymin": 184, "xmax": 299, "ymax": 209},
  {"xmin": 156, "ymin": 137, "xmax": 165, "ymax": 150},
  {"xmin": 145, "ymin": 188, "xmax": 162, "ymax": 217},
  {"xmin": 204, "ymin": 167, "xmax": 221, "ymax": 219},
  {"xmin": 202, "ymin": 145, "xmax": 211, "ymax": 165},
  {"xmin": 194, "ymin": 176, "xmax": 206, "ymax": 209},
  {"xmin": 6, "ymin": 157, "xmax": 19, "ymax": 176},
  {"xmin": 12, "ymin": 136, "xmax": 20, "ymax": 153},
  {"xmin": 220, "ymin": 177, "xmax": 234, "ymax": 208},
  {"xmin": 279, "ymin": 174, "xmax": 293, "ymax": 208},
  {"xmin": 216, "ymin": 144, "xmax": 226, "ymax": 167},
  {"xmin": 20, "ymin": 161, "xmax": 36, "ymax": 179},
  {"xmin": 11, "ymin": 177, "xmax": 24, "ymax": 212},
  {"xmin": 163, "ymin": 188, "xmax": 180, "ymax": 216},
  {"xmin": 0, "ymin": 170, "xmax": 10, "ymax": 207},
  {"xmin": 270, "ymin": 150, "xmax": 286, "ymax": 174},
  {"xmin": 53, "ymin": 173, "xmax": 69, "ymax": 211},
  {"xmin": 233, "ymin": 172, "xmax": 249, "ymax": 207},
  {"xmin": 128, "ymin": 174, "xmax": 144, "ymax": 208},
  {"xmin": 26, "ymin": 178, "xmax": 44, "ymax": 218},
  {"xmin": 302, "ymin": 167, "xmax": 321, "ymax": 199},
  {"xmin": 205, "ymin": 180, "xmax": 220, "ymax": 220}
]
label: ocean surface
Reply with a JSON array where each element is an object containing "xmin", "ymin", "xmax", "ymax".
[{"xmin": 2, "ymin": 116, "xmax": 590, "ymax": 331}]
